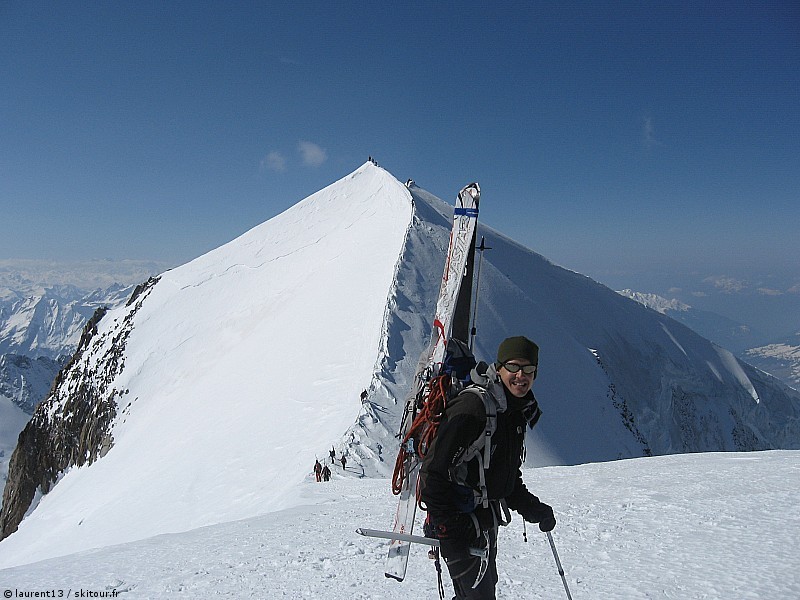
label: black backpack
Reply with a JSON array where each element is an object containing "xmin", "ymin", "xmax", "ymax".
[{"xmin": 391, "ymin": 338, "xmax": 476, "ymax": 499}]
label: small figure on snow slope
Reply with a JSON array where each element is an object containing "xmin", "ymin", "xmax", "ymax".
[{"xmin": 420, "ymin": 336, "xmax": 556, "ymax": 600}]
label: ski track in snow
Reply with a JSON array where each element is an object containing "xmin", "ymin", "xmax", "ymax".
[{"xmin": 2, "ymin": 451, "xmax": 799, "ymax": 599}]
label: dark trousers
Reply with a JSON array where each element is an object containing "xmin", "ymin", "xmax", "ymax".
[{"xmin": 439, "ymin": 526, "xmax": 499, "ymax": 600}]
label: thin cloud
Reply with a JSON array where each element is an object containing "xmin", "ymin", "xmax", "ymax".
[
  {"xmin": 758, "ymin": 287, "xmax": 783, "ymax": 296},
  {"xmin": 642, "ymin": 116, "xmax": 662, "ymax": 150},
  {"xmin": 298, "ymin": 141, "xmax": 328, "ymax": 167},
  {"xmin": 261, "ymin": 151, "xmax": 287, "ymax": 173}
]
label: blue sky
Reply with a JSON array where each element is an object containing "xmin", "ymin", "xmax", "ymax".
[{"xmin": 2, "ymin": 2, "xmax": 798, "ymax": 331}]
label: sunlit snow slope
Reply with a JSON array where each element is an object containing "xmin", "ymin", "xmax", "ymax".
[{"xmin": 0, "ymin": 163, "xmax": 413, "ymax": 566}]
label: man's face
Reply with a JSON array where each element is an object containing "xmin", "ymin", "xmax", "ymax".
[{"xmin": 498, "ymin": 359, "xmax": 535, "ymax": 398}]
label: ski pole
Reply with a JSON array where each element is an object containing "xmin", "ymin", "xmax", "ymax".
[
  {"xmin": 546, "ymin": 531, "xmax": 574, "ymax": 600},
  {"xmin": 468, "ymin": 236, "xmax": 491, "ymax": 351}
]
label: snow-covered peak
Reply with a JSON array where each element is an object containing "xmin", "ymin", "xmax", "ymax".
[
  {"xmin": 618, "ymin": 289, "xmax": 691, "ymax": 313},
  {"xmin": 1, "ymin": 162, "xmax": 414, "ymax": 566}
]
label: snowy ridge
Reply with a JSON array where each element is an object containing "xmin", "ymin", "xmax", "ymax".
[
  {"xmin": 340, "ymin": 183, "xmax": 459, "ymax": 478},
  {"xmin": 339, "ymin": 186, "xmax": 443, "ymax": 477}
]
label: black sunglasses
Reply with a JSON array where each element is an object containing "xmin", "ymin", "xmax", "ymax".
[{"xmin": 501, "ymin": 362, "xmax": 537, "ymax": 375}]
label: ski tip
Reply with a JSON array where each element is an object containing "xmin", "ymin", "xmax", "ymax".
[
  {"xmin": 384, "ymin": 573, "xmax": 405, "ymax": 582},
  {"xmin": 459, "ymin": 182, "xmax": 480, "ymax": 198}
]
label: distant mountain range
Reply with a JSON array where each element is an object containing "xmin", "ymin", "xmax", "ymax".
[
  {"xmin": 0, "ymin": 284, "xmax": 136, "ymax": 492},
  {"xmin": 744, "ymin": 337, "xmax": 800, "ymax": 389},
  {"xmin": 0, "ymin": 283, "xmax": 135, "ymax": 411},
  {"xmin": 0, "ymin": 283, "xmax": 134, "ymax": 359}
]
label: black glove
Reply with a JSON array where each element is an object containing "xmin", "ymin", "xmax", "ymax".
[{"xmin": 519, "ymin": 500, "xmax": 556, "ymax": 532}]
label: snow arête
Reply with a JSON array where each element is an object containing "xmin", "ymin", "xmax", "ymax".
[{"xmin": 384, "ymin": 182, "xmax": 480, "ymax": 582}]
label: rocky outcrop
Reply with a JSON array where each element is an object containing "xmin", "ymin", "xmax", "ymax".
[{"xmin": 0, "ymin": 277, "xmax": 159, "ymax": 540}]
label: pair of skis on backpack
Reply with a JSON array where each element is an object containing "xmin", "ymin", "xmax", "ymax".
[{"xmin": 364, "ymin": 182, "xmax": 482, "ymax": 583}]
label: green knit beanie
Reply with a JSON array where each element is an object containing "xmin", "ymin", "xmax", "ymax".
[{"xmin": 496, "ymin": 336, "xmax": 539, "ymax": 366}]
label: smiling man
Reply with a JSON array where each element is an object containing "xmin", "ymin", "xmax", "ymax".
[{"xmin": 420, "ymin": 336, "xmax": 556, "ymax": 599}]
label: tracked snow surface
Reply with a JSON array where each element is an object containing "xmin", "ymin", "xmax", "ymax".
[{"xmin": 1, "ymin": 452, "xmax": 798, "ymax": 598}]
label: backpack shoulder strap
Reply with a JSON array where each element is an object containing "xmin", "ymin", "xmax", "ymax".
[
  {"xmin": 457, "ymin": 386, "xmax": 497, "ymax": 460},
  {"xmin": 456, "ymin": 385, "xmax": 499, "ymax": 509}
]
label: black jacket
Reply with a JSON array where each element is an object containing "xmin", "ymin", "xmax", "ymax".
[{"xmin": 419, "ymin": 362, "xmax": 542, "ymax": 518}]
